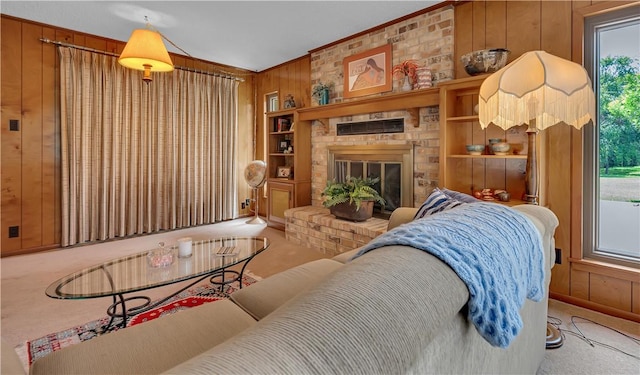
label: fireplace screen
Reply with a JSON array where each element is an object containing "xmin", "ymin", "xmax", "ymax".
[
  {"xmin": 334, "ymin": 161, "xmax": 402, "ymax": 214},
  {"xmin": 328, "ymin": 145, "xmax": 413, "ymax": 218}
]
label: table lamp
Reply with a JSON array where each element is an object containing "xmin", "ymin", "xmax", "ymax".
[{"xmin": 478, "ymin": 51, "xmax": 596, "ymax": 204}]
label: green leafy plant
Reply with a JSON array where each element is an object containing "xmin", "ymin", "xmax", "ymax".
[
  {"xmin": 322, "ymin": 176, "xmax": 386, "ymax": 210},
  {"xmin": 311, "ymin": 81, "xmax": 334, "ymax": 102}
]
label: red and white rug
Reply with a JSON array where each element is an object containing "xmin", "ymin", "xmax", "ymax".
[{"xmin": 16, "ymin": 273, "xmax": 259, "ymax": 371}]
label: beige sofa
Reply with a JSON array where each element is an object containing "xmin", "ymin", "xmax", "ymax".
[{"xmin": 6, "ymin": 204, "xmax": 558, "ymax": 375}]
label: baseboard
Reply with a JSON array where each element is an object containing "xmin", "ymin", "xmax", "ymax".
[{"xmin": 549, "ymin": 292, "xmax": 640, "ymax": 323}]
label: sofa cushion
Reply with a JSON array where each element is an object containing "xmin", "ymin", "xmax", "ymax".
[
  {"xmin": 230, "ymin": 258, "xmax": 343, "ymax": 320},
  {"xmin": 2, "ymin": 337, "xmax": 25, "ymax": 375},
  {"xmin": 164, "ymin": 247, "xmax": 469, "ymax": 375},
  {"xmin": 30, "ymin": 299, "xmax": 255, "ymax": 375},
  {"xmin": 414, "ymin": 188, "xmax": 463, "ymax": 219}
]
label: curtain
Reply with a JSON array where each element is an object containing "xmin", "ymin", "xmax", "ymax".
[{"xmin": 59, "ymin": 47, "xmax": 238, "ymax": 246}]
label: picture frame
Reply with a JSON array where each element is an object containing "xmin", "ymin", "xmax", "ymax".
[
  {"xmin": 277, "ymin": 166, "xmax": 292, "ymax": 178},
  {"xmin": 343, "ymin": 44, "xmax": 392, "ymax": 99},
  {"xmin": 278, "ymin": 139, "xmax": 291, "ymax": 152},
  {"xmin": 266, "ymin": 92, "xmax": 279, "ymax": 112}
]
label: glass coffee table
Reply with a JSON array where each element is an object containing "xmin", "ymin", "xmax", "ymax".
[{"xmin": 46, "ymin": 237, "xmax": 269, "ymax": 330}]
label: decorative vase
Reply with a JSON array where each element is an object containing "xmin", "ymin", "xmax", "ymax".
[
  {"xmin": 401, "ymin": 75, "xmax": 413, "ymax": 91},
  {"xmin": 319, "ymin": 89, "xmax": 330, "ymax": 105},
  {"xmin": 329, "ymin": 201, "xmax": 375, "ymax": 222},
  {"xmin": 414, "ymin": 67, "xmax": 433, "ymax": 89}
]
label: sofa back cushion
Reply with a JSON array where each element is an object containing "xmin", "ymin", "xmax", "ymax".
[{"xmin": 164, "ymin": 247, "xmax": 469, "ymax": 375}]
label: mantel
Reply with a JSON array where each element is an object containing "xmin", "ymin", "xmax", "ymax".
[{"xmin": 296, "ymin": 87, "xmax": 440, "ymax": 126}]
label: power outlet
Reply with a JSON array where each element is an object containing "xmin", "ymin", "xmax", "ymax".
[
  {"xmin": 241, "ymin": 202, "xmax": 246, "ymax": 209},
  {"xmin": 245, "ymin": 198, "xmax": 251, "ymax": 206},
  {"xmin": 8, "ymin": 226, "xmax": 19, "ymax": 238}
]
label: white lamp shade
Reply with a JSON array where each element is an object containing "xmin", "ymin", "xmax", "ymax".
[
  {"xmin": 478, "ymin": 51, "xmax": 595, "ymax": 130},
  {"xmin": 118, "ymin": 29, "xmax": 174, "ymax": 72}
]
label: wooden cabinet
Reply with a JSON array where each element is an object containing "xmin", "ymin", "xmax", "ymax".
[
  {"xmin": 266, "ymin": 109, "xmax": 311, "ymax": 229},
  {"xmin": 439, "ymin": 76, "xmax": 543, "ymax": 205}
]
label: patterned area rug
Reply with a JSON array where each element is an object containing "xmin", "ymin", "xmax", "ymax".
[{"xmin": 17, "ymin": 273, "xmax": 259, "ymax": 370}]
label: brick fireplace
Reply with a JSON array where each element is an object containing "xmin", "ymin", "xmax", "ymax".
[{"xmin": 285, "ymin": 5, "xmax": 453, "ymax": 255}]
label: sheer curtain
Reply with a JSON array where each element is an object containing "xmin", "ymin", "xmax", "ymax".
[{"xmin": 59, "ymin": 47, "xmax": 238, "ymax": 246}]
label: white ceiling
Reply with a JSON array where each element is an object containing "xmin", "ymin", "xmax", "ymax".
[{"xmin": 1, "ymin": 1, "xmax": 441, "ymax": 72}]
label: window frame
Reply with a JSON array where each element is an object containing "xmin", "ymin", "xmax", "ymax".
[{"xmin": 582, "ymin": 6, "xmax": 640, "ymax": 268}]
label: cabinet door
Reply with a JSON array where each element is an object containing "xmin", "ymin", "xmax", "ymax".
[{"xmin": 268, "ymin": 181, "xmax": 294, "ymax": 229}]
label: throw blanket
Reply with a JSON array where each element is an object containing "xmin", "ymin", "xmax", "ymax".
[{"xmin": 354, "ymin": 202, "xmax": 544, "ymax": 348}]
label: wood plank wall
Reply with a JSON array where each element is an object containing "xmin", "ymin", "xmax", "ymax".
[
  {"xmin": 455, "ymin": 0, "xmax": 639, "ymax": 322},
  {"xmin": 254, "ymin": 56, "xmax": 311, "ymax": 215},
  {"xmin": 0, "ymin": 15, "xmax": 256, "ymax": 256}
]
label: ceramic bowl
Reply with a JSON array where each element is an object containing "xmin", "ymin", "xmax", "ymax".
[
  {"xmin": 461, "ymin": 49, "xmax": 510, "ymax": 76},
  {"xmin": 466, "ymin": 144, "xmax": 484, "ymax": 155},
  {"xmin": 490, "ymin": 142, "xmax": 511, "ymax": 155}
]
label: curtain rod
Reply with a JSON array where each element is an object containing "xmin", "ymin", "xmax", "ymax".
[{"xmin": 39, "ymin": 38, "xmax": 245, "ymax": 82}]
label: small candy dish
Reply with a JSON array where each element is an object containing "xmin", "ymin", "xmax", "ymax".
[
  {"xmin": 147, "ymin": 242, "xmax": 174, "ymax": 268},
  {"xmin": 466, "ymin": 144, "xmax": 484, "ymax": 155}
]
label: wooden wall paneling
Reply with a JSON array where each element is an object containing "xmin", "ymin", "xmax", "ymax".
[
  {"xmin": 281, "ymin": 64, "xmax": 292, "ymax": 107},
  {"xmin": 454, "ymin": 2, "xmax": 474, "ymax": 78},
  {"xmin": 21, "ymin": 23, "xmax": 45, "ymax": 249},
  {"xmin": 42, "ymin": 26, "xmax": 59, "ymax": 246},
  {"xmin": 84, "ymin": 35, "xmax": 107, "ymax": 51},
  {"xmin": 541, "ymin": 0, "xmax": 572, "ymax": 59},
  {"xmin": 1, "ymin": 18, "xmax": 23, "ymax": 254},
  {"xmin": 485, "ymin": 1, "xmax": 507, "ymax": 52},
  {"xmin": 299, "ymin": 57, "xmax": 311, "ymax": 108},
  {"xmin": 542, "ymin": 0, "xmax": 574, "ymax": 295},
  {"xmin": 589, "ymin": 273, "xmax": 632, "ymax": 312},
  {"xmin": 472, "ymin": 0, "xmax": 487, "ymax": 50},
  {"xmin": 570, "ymin": 267, "xmax": 590, "ymax": 300},
  {"xmin": 633, "ymin": 282, "xmax": 640, "ymax": 314},
  {"xmin": 505, "ymin": 1, "xmax": 541, "ymax": 58}
]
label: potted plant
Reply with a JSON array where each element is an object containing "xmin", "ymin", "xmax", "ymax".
[
  {"xmin": 392, "ymin": 59, "xmax": 419, "ymax": 91},
  {"xmin": 312, "ymin": 81, "xmax": 333, "ymax": 105},
  {"xmin": 322, "ymin": 176, "xmax": 386, "ymax": 221}
]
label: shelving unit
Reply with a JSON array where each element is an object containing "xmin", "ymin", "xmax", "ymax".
[
  {"xmin": 266, "ymin": 109, "xmax": 311, "ymax": 229},
  {"xmin": 439, "ymin": 75, "xmax": 543, "ymax": 206}
]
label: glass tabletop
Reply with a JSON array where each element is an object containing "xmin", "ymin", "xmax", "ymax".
[{"xmin": 46, "ymin": 237, "xmax": 269, "ymax": 299}]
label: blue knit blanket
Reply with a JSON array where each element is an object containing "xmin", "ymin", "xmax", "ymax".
[{"xmin": 354, "ymin": 202, "xmax": 544, "ymax": 348}]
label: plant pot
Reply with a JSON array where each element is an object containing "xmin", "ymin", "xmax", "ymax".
[
  {"xmin": 401, "ymin": 75, "xmax": 413, "ymax": 91},
  {"xmin": 329, "ymin": 201, "xmax": 375, "ymax": 222}
]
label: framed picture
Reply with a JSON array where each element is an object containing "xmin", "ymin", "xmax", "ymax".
[
  {"xmin": 277, "ymin": 166, "xmax": 292, "ymax": 178},
  {"xmin": 278, "ymin": 139, "xmax": 291, "ymax": 152},
  {"xmin": 343, "ymin": 44, "xmax": 392, "ymax": 99}
]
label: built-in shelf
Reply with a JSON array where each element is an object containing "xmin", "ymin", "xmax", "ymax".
[
  {"xmin": 297, "ymin": 87, "xmax": 440, "ymax": 126},
  {"xmin": 449, "ymin": 154, "xmax": 527, "ymax": 159}
]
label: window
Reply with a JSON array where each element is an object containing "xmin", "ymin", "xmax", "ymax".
[{"xmin": 583, "ymin": 6, "xmax": 640, "ymax": 267}]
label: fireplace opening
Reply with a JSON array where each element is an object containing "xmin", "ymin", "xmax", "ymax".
[{"xmin": 328, "ymin": 145, "xmax": 413, "ymax": 219}]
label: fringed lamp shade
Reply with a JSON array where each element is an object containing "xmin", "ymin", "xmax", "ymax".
[
  {"xmin": 478, "ymin": 51, "xmax": 595, "ymax": 130},
  {"xmin": 118, "ymin": 29, "xmax": 174, "ymax": 82},
  {"xmin": 478, "ymin": 51, "xmax": 595, "ymax": 204}
]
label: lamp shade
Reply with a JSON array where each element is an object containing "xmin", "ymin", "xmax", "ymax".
[
  {"xmin": 478, "ymin": 51, "xmax": 595, "ymax": 130},
  {"xmin": 118, "ymin": 29, "xmax": 174, "ymax": 80}
]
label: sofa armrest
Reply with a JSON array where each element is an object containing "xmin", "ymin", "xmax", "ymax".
[{"xmin": 387, "ymin": 207, "xmax": 418, "ymax": 230}]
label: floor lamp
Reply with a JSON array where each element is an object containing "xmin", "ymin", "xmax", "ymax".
[
  {"xmin": 478, "ymin": 51, "xmax": 595, "ymax": 348},
  {"xmin": 478, "ymin": 51, "xmax": 596, "ymax": 205}
]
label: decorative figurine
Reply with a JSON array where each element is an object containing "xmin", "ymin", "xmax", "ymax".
[{"xmin": 284, "ymin": 94, "xmax": 296, "ymax": 108}]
